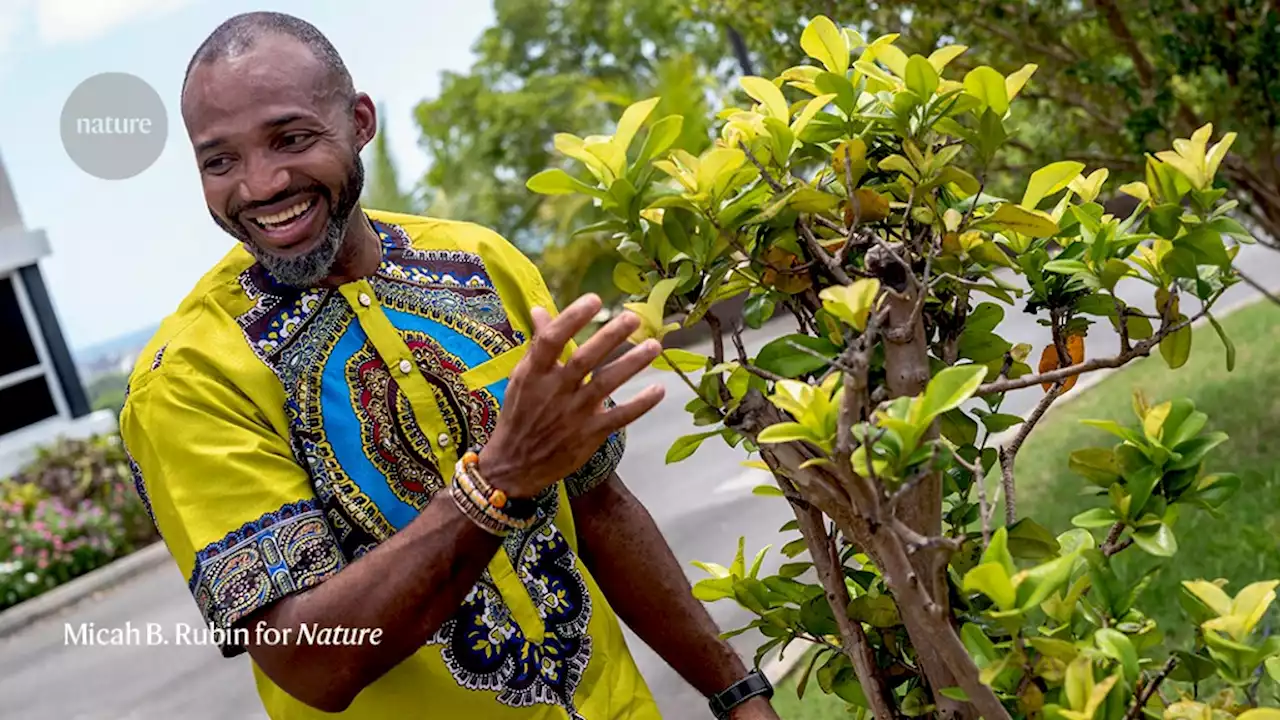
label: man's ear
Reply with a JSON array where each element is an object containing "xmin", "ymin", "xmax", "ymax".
[{"xmin": 351, "ymin": 92, "xmax": 377, "ymax": 152}]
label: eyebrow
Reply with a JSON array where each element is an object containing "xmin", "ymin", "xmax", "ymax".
[{"xmin": 193, "ymin": 113, "xmax": 312, "ymax": 154}]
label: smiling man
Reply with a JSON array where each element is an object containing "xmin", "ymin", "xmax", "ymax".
[{"xmin": 118, "ymin": 11, "xmax": 779, "ymax": 720}]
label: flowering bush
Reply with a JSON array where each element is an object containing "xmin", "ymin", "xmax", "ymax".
[{"xmin": 0, "ymin": 434, "xmax": 158, "ymax": 610}]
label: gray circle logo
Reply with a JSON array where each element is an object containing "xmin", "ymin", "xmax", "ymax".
[{"xmin": 61, "ymin": 72, "xmax": 168, "ymax": 180}]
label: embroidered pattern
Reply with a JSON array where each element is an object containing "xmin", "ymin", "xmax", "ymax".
[
  {"xmin": 123, "ymin": 448, "xmax": 155, "ymax": 527},
  {"xmin": 188, "ymin": 499, "xmax": 344, "ymax": 656},
  {"xmin": 205, "ymin": 218, "xmax": 621, "ymax": 709}
]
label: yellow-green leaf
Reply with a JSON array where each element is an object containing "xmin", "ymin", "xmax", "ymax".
[
  {"xmin": 740, "ymin": 76, "xmax": 789, "ymax": 123},
  {"xmin": 612, "ymin": 97, "xmax": 661, "ymax": 155},
  {"xmin": 790, "ymin": 93, "xmax": 838, "ymax": 137},
  {"xmin": 695, "ymin": 148, "xmax": 746, "ymax": 196},
  {"xmin": 875, "ymin": 43, "xmax": 910, "ymax": 79},
  {"xmin": 800, "ymin": 15, "xmax": 850, "ymax": 74},
  {"xmin": 652, "ymin": 348, "xmax": 708, "ymax": 372},
  {"xmin": 1022, "ymin": 161, "xmax": 1087, "ymax": 209},
  {"xmin": 819, "ymin": 278, "xmax": 881, "ymax": 331},
  {"xmin": 758, "ymin": 422, "xmax": 821, "ymax": 445},
  {"xmin": 1118, "ymin": 181, "xmax": 1151, "ymax": 204},
  {"xmin": 928, "ymin": 44, "xmax": 968, "ymax": 72},
  {"xmin": 984, "ymin": 203, "xmax": 1059, "ymax": 238},
  {"xmin": 904, "ymin": 54, "xmax": 939, "ymax": 98},
  {"xmin": 1238, "ymin": 711, "xmax": 1280, "ymax": 720},
  {"xmin": 624, "ymin": 277, "xmax": 682, "ymax": 342},
  {"xmin": 526, "ymin": 168, "xmax": 600, "ymax": 196},
  {"xmin": 963, "ymin": 66, "xmax": 1009, "ymax": 115},
  {"xmin": 1160, "ymin": 317, "xmax": 1192, "ymax": 369},
  {"xmin": 1069, "ymin": 169, "xmax": 1110, "ymax": 204},
  {"xmin": 917, "ymin": 364, "xmax": 988, "ymax": 426},
  {"xmin": 1232, "ymin": 580, "xmax": 1279, "ymax": 636},
  {"xmin": 1005, "ymin": 63, "xmax": 1038, "ymax": 101},
  {"xmin": 963, "ymin": 562, "xmax": 1017, "ymax": 611}
]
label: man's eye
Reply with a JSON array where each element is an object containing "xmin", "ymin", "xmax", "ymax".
[
  {"xmin": 282, "ymin": 133, "xmax": 313, "ymax": 147},
  {"xmin": 203, "ymin": 156, "xmax": 232, "ymax": 173}
]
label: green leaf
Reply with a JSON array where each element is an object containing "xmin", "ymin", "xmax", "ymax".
[
  {"xmin": 1266, "ymin": 656, "xmax": 1280, "ymax": 684},
  {"xmin": 847, "ymin": 593, "xmax": 901, "ymax": 627},
  {"xmin": 1069, "ymin": 448, "xmax": 1122, "ymax": 486},
  {"xmin": 755, "ymin": 334, "xmax": 840, "ymax": 378},
  {"xmin": 526, "ymin": 168, "xmax": 604, "ymax": 197},
  {"xmin": 1015, "ymin": 551, "xmax": 1079, "ymax": 611},
  {"xmin": 940, "ymin": 408, "xmax": 979, "ymax": 446},
  {"xmin": 800, "ymin": 15, "xmax": 850, "ymax": 74},
  {"xmin": 1160, "ymin": 317, "xmax": 1193, "ymax": 369},
  {"xmin": 917, "ymin": 365, "xmax": 988, "ymax": 426},
  {"xmin": 1124, "ymin": 464, "xmax": 1162, "ymax": 519},
  {"xmin": 1072, "ymin": 507, "xmax": 1118, "ymax": 529},
  {"xmin": 743, "ymin": 293, "xmax": 776, "ymax": 330},
  {"xmin": 963, "ymin": 562, "xmax": 1016, "ymax": 610},
  {"xmin": 963, "ymin": 66, "xmax": 1009, "ymax": 115},
  {"xmin": 1081, "ymin": 419, "xmax": 1146, "ymax": 447},
  {"xmin": 1007, "ymin": 518, "xmax": 1063, "ymax": 560},
  {"xmin": 983, "ymin": 526, "xmax": 1017, "ymax": 577},
  {"xmin": 666, "ymin": 431, "xmax": 721, "ymax": 464},
  {"xmin": 904, "ymin": 54, "xmax": 939, "ymax": 98},
  {"xmin": 1023, "ymin": 161, "xmax": 1086, "ymax": 210},
  {"xmin": 652, "ymin": 348, "xmax": 708, "ymax": 372},
  {"xmin": 981, "ymin": 413, "xmax": 1024, "ymax": 433},
  {"xmin": 1043, "ymin": 259, "xmax": 1090, "ymax": 275},
  {"xmin": 1177, "ymin": 226, "xmax": 1232, "ymax": 269},
  {"xmin": 752, "ymin": 484, "xmax": 785, "ymax": 498},
  {"xmin": 1131, "ymin": 523, "xmax": 1177, "ymax": 557},
  {"xmin": 634, "ymin": 115, "xmax": 683, "ymax": 168},
  {"xmin": 1170, "ymin": 431, "xmax": 1228, "ymax": 471},
  {"xmin": 938, "ymin": 688, "xmax": 970, "ymax": 702},
  {"xmin": 1207, "ymin": 313, "xmax": 1236, "ymax": 372},
  {"xmin": 1095, "ymin": 628, "xmax": 1140, "ymax": 684},
  {"xmin": 961, "ymin": 623, "xmax": 1000, "ymax": 667},
  {"xmin": 800, "ymin": 594, "xmax": 840, "ymax": 636},
  {"xmin": 613, "ymin": 263, "xmax": 647, "ymax": 295}
]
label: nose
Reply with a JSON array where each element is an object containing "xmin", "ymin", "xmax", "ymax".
[{"xmin": 236, "ymin": 150, "xmax": 290, "ymax": 207}]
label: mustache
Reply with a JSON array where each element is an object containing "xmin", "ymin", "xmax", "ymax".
[{"xmin": 228, "ymin": 183, "xmax": 332, "ymax": 222}]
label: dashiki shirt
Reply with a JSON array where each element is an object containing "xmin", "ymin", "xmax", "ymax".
[{"xmin": 119, "ymin": 211, "xmax": 661, "ymax": 720}]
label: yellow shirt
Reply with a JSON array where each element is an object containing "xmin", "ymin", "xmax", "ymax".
[{"xmin": 119, "ymin": 211, "xmax": 660, "ymax": 719}]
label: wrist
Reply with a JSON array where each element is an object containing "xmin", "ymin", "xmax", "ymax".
[
  {"xmin": 708, "ymin": 669, "xmax": 774, "ymax": 720},
  {"xmin": 475, "ymin": 445, "xmax": 534, "ymax": 501}
]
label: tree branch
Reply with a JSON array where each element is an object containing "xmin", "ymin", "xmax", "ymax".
[
  {"xmin": 738, "ymin": 140, "xmax": 786, "ymax": 194},
  {"xmin": 1124, "ymin": 656, "xmax": 1178, "ymax": 720},
  {"xmin": 999, "ymin": 384, "xmax": 1062, "ymax": 525},
  {"xmin": 976, "ymin": 306, "xmax": 1211, "ymax": 395},
  {"xmin": 798, "ymin": 220, "xmax": 854, "ymax": 286},
  {"xmin": 1093, "ymin": 0, "xmax": 1155, "ymax": 87}
]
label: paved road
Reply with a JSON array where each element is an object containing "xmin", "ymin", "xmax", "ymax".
[{"xmin": 2, "ymin": 244, "xmax": 1278, "ymax": 720}]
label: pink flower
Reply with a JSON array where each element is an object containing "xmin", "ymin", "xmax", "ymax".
[
  {"xmin": 31, "ymin": 522, "xmax": 45, "ymax": 533},
  {"xmin": 37, "ymin": 550, "xmax": 48, "ymax": 564},
  {"xmin": 36, "ymin": 558, "xmax": 47, "ymax": 570},
  {"xmin": 12, "ymin": 545, "xmax": 23, "ymax": 557}
]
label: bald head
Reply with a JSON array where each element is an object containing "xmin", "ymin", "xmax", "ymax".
[{"xmin": 182, "ymin": 12, "xmax": 353, "ymax": 102}]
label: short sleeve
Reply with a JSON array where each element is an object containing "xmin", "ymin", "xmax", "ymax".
[{"xmin": 120, "ymin": 369, "xmax": 345, "ymax": 657}]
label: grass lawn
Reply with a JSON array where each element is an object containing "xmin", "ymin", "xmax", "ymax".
[{"xmin": 774, "ymin": 298, "xmax": 1280, "ymax": 718}]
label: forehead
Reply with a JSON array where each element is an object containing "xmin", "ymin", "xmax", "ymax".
[{"xmin": 182, "ymin": 35, "xmax": 342, "ymax": 142}]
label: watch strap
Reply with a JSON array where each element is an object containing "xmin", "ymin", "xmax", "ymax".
[{"xmin": 708, "ymin": 669, "xmax": 773, "ymax": 719}]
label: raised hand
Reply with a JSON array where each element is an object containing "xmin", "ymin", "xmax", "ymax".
[{"xmin": 478, "ymin": 294, "xmax": 666, "ymax": 499}]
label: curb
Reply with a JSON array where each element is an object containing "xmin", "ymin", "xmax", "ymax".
[{"xmin": 0, "ymin": 540, "xmax": 173, "ymax": 640}]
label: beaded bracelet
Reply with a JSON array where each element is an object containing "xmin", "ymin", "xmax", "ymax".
[
  {"xmin": 449, "ymin": 478, "xmax": 510, "ymax": 537},
  {"xmin": 455, "ymin": 459, "xmax": 540, "ymax": 531},
  {"xmin": 461, "ymin": 448, "xmax": 539, "ymax": 521}
]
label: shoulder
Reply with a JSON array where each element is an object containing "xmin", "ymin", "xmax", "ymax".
[
  {"xmin": 367, "ymin": 210, "xmax": 554, "ymax": 308},
  {"xmin": 123, "ymin": 244, "xmax": 265, "ymax": 397}
]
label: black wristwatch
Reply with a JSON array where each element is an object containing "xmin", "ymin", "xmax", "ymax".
[{"xmin": 708, "ymin": 669, "xmax": 774, "ymax": 719}]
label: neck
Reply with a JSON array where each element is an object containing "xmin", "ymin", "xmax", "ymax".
[{"xmin": 318, "ymin": 205, "xmax": 381, "ymax": 287}]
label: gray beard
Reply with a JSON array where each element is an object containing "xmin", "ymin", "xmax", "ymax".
[{"xmin": 245, "ymin": 211, "xmax": 346, "ymax": 288}]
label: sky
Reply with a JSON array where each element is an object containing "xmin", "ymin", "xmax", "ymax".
[{"xmin": 0, "ymin": 0, "xmax": 495, "ymax": 353}]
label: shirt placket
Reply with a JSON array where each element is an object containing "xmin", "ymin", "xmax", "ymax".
[{"xmin": 337, "ymin": 278, "xmax": 547, "ymax": 643}]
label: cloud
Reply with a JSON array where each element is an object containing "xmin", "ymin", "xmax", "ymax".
[{"xmin": 36, "ymin": 0, "xmax": 194, "ymax": 45}]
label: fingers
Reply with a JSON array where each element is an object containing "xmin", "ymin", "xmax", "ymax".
[
  {"xmin": 581, "ymin": 338, "xmax": 662, "ymax": 402},
  {"xmin": 525, "ymin": 294, "xmax": 602, "ymax": 371},
  {"xmin": 587, "ymin": 383, "xmax": 665, "ymax": 436},
  {"xmin": 564, "ymin": 311, "xmax": 641, "ymax": 378}
]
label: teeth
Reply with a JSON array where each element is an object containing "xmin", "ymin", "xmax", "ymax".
[{"xmin": 254, "ymin": 200, "xmax": 313, "ymax": 228}]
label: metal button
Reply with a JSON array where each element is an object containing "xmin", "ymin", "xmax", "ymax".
[
  {"xmin": 399, "ymin": 359, "xmax": 413, "ymax": 374},
  {"xmin": 437, "ymin": 433, "xmax": 452, "ymax": 448},
  {"xmin": 358, "ymin": 292, "xmax": 372, "ymax": 307}
]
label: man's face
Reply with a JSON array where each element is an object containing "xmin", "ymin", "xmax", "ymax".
[{"xmin": 181, "ymin": 34, "xmax": 376, "ymax": 287}]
